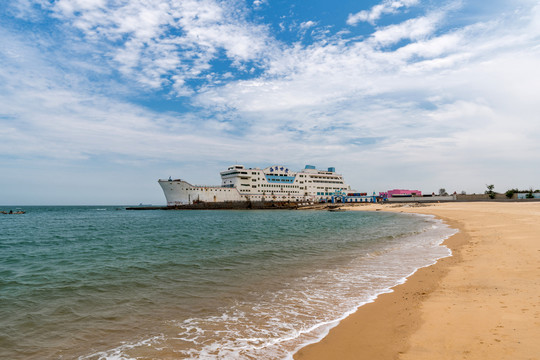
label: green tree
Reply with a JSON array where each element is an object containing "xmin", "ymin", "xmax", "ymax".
[
  {"xmin": 438, "ymin": 188, "xmax": 448, "ymax": 196},
  {"xmin": 485, "ymin": 184, "xmax": 496, "ymax": 199},
  {"xmin": 505, "ymin": 188, "xmax": 518, "ymax": 199}
]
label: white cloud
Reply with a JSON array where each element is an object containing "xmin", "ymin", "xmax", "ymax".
[
  {"xmin": 46, "ymin": 0, "xmax": 277, "ymax": 95},
  {"xmin": 369, "ymin": 11, "xmax": 442, "ymax": 46},
  {"xmin": 347, "ymin": 0, "xmax": 420, "ymax": 26},
  {"xmin": 0, "ymin": 27, "xmax": 247, "ymax": 164},
  {"xmin": 253, "ymin": 0, "xmax": 267, "ymax": 9},
  {"xmin": 300, "ymin": 21, "xmax": 317, "ymax": 29},
  {"xmin": 6, "ymin": 0, "xmax": 49, "ymax": 20}
]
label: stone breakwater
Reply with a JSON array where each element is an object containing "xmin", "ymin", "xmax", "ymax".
[{"xmin": 126, "ymin": 201, "xmax": 302, "ymax": 210}]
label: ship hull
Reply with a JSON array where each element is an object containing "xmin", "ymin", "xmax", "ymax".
[{"xmin": 158, "ymin": 180, "xmax": 245, "ymax": 206}]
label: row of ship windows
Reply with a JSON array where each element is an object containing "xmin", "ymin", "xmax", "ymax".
[
  {"xmin": 240, "ymin": 190, "xmax": 301, "ymax": 193},
  {"xmin": 229, "ymin": 179, "xmax": 302, "ymax": 184},
  {"xmin": 262, "ymin": 184, "xmax": 298, "ymax": 188},
  {"xmin": 227, "ymin": 173, "xmax": 297, "ymax": 177},
  {"xmin": 259, "ymin": 179, "xmax": 295, "ymax": 183},
  {"xmin": 241, "ymin": 184, "xmax": 303, "ymax": 189},
  {"xmin": 178, "ymin": 188, "xmax": 233, "ymax": 191},
  {"xmin": 235, "ymin": 178, "xmax": 342, "ymax": 185},
  {"xmin": 178, "ymin": 188, "xmax": 310, "ymax": 194},
  {"xmin": 312, "ymin": 180, "xmax": 344, "ymax": 184},
  {"xmin": 251, "ymin": 173, "xmax": 310, "ymax": 177},
  {"xmin": 249, "ymin": 178, "xmax": 299, "ymax": 182},
  {"xmin": 229, "ymin": 174, "xmax": 340, "ymax": 181},
  {"xmin": 310, "ymin": 176, "xmax": 343, "ymax": 180}
]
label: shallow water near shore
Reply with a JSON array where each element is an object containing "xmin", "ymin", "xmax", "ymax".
[{"xmin": 0, "ymin": 206, "xmax": 456, "ymax": 359}]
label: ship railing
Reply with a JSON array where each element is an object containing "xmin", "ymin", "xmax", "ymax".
[{"xmin": 190, "ymin": 184, "xmax": 228, "ymax": 188}]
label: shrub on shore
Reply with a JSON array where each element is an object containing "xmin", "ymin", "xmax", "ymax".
[
  {"xmin": 505, "ymin": 188, "xmax": 519, "ymax": 199},
  {"xmin": 503, "ymin": 188, "xmax": 539, "ymax": 199},
  {"xmin": 485, "ymin": 184, "xmax": 496, "ymax": 199}
]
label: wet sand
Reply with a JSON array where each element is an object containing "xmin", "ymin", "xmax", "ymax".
[{"xmin": 294, "ymin": 202, "xmax": 540, "ymax": 360}]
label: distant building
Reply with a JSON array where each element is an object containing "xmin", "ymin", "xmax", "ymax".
[
  {"xmin": 379, "ymin": 189, "xmax": 422, "ymax": 198},
  {"xmin": 343, "ymin": 192, "xmax": 377, "ymax": 203},
  {"xmin": 517, "ymin": 193, "xmax": 540, "ymax": 199}
]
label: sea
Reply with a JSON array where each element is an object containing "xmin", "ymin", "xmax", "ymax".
[{"xmin": 0, "ymin": 206, "xmax": 456, "ymax": 359}]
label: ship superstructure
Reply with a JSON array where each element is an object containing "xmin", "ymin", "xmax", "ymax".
[{"xmin": 158, "ymin": 164, "xmax": 351, "ymax": 206}]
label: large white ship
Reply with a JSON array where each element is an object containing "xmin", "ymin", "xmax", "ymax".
[{"xmin": 158, "ymin": 164, "xmax": 352, "ymax": 206}]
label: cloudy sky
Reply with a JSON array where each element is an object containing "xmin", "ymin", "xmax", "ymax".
[{"xmin": 1, "ymin": 0, "xmax": 539, "ymax": 205}]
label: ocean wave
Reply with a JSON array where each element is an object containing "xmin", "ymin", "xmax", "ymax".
[{"xmin": 86, "ymin": 215, "xmax": 456, "ymax": 360}]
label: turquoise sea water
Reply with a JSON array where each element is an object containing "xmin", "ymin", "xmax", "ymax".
[{"xmin": 0, "ymin": 207, "xmax": 455, "ymax": 359}]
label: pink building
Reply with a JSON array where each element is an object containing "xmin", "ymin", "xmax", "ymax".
[{"xmin": 379, "ymin": 189, "xmax": 422, "ymax": 198}]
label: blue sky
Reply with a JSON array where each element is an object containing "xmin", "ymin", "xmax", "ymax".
[{"xmin": 1, "ymin": 0, "xmax": 539, "ymax": 205}]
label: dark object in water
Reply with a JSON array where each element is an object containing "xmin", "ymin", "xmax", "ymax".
[{"xmin": 1, "ymin": 210, "xmax": 25, "ymax": 214}]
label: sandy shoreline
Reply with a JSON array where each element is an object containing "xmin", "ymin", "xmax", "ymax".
[{"xmin": 294, "ymin": 202, "xmax": 540, "ymax": 360}]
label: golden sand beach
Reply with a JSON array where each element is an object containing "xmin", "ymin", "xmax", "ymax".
[{"xmin": 295, "ymin": 202, "xmax": 540, "ymax": 360}]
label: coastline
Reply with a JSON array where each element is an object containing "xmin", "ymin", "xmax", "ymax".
[{"xmin": 294, "ymin": 202, "xmax": 540, "ymax": 359}]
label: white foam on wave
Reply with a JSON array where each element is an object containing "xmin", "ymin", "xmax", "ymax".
[
  {"xmin": 79, "ymin": 334, "xmax": 165, "ymax": 360},
  {"xmin": 84, "ymin": 214, "xmax": 458, "ymax": 360}
]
